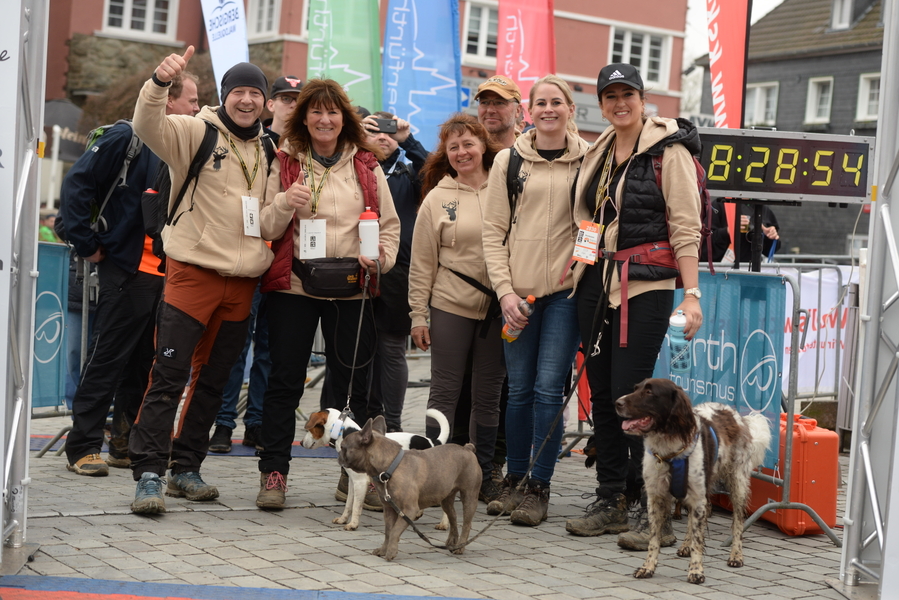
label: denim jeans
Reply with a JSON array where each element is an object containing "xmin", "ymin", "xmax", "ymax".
[
  {"xmin": 215, "ymin": 284, "xmax": 269, "ymax": 430},
  {"xmin": 503, "ymin": 289, "xmax": 580, "ymax": 485}
]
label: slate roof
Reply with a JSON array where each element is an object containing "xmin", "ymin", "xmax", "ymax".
[{"xmin": 748, "ymin": 0, "xmax": 883, "ymax": 61}]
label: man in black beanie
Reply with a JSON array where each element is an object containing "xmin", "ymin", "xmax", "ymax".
[{"xmin": 127, "ymin": 46, "xmax": 277, "ymax": 514}]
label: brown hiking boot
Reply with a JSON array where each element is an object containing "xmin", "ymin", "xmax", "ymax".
[
  {"xmin": 510, "ymin": 481, "xmax": 550, "ymax": 526},
  {"xmin": 490, "ymin": 462, "xmax": 504, "ymax": 486},
  {"xmin": 479, "ymin": 477, "xmax": 502, "ymax": 504},
  {"xmin": 617, "ymin": 507, "xmax": 676, "ymax": 550},
  {"xmin": 335, "ymin": 468, "xmax": 349, "ymax": 502},
  {"xmin": 67, "ymin": 453, "xmax": 109, "ymax": 477},
  {"xmin": 565, "ymin": 492, "xmax": 630, "ymax": 536},
  {"xmin": 486, "ymin": 473, "xmax": 523, "ymax": 516},
  {"xmin": 256, "ymin": 471, "xmax": 287, "ymax": 510}
]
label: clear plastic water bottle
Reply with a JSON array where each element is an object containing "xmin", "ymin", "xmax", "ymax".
[
  {"xmin": 501, "ymin": 295, "xmax": 536, "ymax": 342},
  {"xmin": 669, "ymin": 310, "xmax": 691, "ymax": 373}
]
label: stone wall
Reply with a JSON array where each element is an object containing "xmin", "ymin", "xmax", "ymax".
[{"xmin": 66, "ymin": 33, "xmax": 178, "ymax": 97}]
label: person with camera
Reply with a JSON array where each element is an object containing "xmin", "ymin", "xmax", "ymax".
[
  {"xmin": 60, "ymin": 71, "xmax": 199, "ymax": 477},
  {"xmin": 359, "ymin": 111, "xmax": 429, "ymax": 434},
  {"xmin": 253, "ymin": 79, "xmax": 400, "ymax": 510}
]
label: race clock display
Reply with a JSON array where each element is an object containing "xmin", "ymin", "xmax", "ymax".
[{"xmin": 696, "ymin": 128, "xmax": 874, "ymax": 204}]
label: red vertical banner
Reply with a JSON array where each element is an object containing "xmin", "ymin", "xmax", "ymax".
[
  {"xmin": 496, "ymin": 0, "xmax": 556, "ymax": 117},
  {"xmin": 706, "ymin": 0, "xmax": 751, "ymax": 249}
]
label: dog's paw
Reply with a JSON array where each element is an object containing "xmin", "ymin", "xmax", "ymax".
[
  {"xmin": 372, "ymin": 546, "xmax": 386, "ymax": 557},
  {"xmin": 727, "ymin": 557, "xmax": 744, "ymax": 568},
  {"xmin": 633, "ymin": 568, "xmax": 654, "ymax": 579},
  {"xmin": 383, "ymin": 550, "xmax": 397, "ymax": 561},
  {"xmin": 342, "ymin": 522, "xmax": 359, "ymax": 531},
  {"xmin": 687, "ymin": 571, "xmax": 706, "ymax": 584},
  {"xmin": 333, "ymin": 516, "xmax": 347, "ymax": 525},
  {"xmin": 676, "ymin": 546, "xmax": 691, "ymax": 558},
  {"xmin": 435, "ymin": 514, "xmax": 449, "ymax": 530}
]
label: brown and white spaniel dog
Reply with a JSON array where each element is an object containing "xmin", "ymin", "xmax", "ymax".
[{"xmin": 615, "ymin": 378, "xmax": 771, "ymax": 585}]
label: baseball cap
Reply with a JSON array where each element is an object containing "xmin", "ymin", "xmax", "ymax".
[
  {"xmin": 474, "ymin": 75, "xmax": 522, "ymax": 103},
  {"xmin": 270, "ymin": 75, "xmax": 303, "ymax": 97},
  {"xmin": 596, "ymin": 63, "xmax": 644, "ymax": 95}
]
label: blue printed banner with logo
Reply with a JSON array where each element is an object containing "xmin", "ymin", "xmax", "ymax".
[
  {"xmin": 33, "ymin": 243, "xmax": 68, "ymax": 408},
  {"xmin": 653, "ymin": 271, "xmax": 784, "ymax": 469},
  {"xmin": 383, "ymin": 0, "xmax": 462, "ymax": 152}
]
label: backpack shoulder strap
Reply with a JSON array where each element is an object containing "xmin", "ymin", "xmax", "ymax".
[
  {"xmin": 503, "ymin": 147, "xmax": 524, "ymax": 246},
  {"xmin": 261, "ymin": 134, "xmax": 277, "ymax": 171},
  {"xmin": 167, "ymin": 120, "xmax": 218, "ymax": 226},
  {"xmin": 93, "ymin": 122, "xmax": 143, "ymax": 223}
]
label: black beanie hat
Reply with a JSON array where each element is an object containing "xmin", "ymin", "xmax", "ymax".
[{"xmin": 220, "ymin": 63, "xmax": 269, "ymax": 103}]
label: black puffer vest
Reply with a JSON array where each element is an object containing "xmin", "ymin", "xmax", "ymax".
[{"xmin": 615, "ymin": 118, "xmax": 701, "ymax": 283}]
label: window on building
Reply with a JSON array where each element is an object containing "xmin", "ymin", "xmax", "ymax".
[
  {"xmin": 745, "ymin": 83, "xmax": 778, "ymax": 127},
  {"xmin": 464, "ymin": 3, "xmax": 498, "ymax": 62},
  {"xmin": 104, "ymin": 0, "xmax": 177, "ymax": 40},
  {"xmin": 831, "ymin": 0, "xmax": 852, "ymax": 30},
  {"xmin": 610, "ymin": 29, "xmax": 666, "ymax": 86},
  {"xmin": 248, "ymin": 0, "xmax": 280, "ymax": 38},
  {"xmin": 856, "ymin": 73, "xmax": 880, "ymax": 121},
  {"xmin": 805, "ymin": 77, "xmax": 834, "ymax": 124}
]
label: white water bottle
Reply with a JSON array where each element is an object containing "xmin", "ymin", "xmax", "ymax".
[
  {"xmin": 359, "ymin": 207, "xmax": 379, "ymax": 260},
  {"xmin": 669, "ymin": 310, "xmax": 691, "ymax": 373}
]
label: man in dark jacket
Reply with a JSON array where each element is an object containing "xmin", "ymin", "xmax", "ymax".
[
  {"xmin": 361, "ymin": 111, "xmax": 428, "ymax": 432},
  {"xmin": 60, "ymin": 72, "xmax": 200, "ymax": 477}
]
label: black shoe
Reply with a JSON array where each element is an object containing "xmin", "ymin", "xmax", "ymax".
[
  {"xmin": 208, "ymin": 424, "xmax": 233, "ymax": 453},
  {"xmin": 242, "ymin": 424, "xmax": 261, "ymax": 448},
  {"xmin": 479, "ymin": 477, "xmax": 502, "ymax": 504}
]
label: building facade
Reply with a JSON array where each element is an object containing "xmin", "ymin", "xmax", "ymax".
[{"xmin": 698, "ymin": 0, "xmax": 882, "ymax": 257}]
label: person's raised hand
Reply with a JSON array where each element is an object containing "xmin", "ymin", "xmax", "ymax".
[
  {"xmin": 155, "ymin": 45, "xmax": 195, "ymax": 83},
  {"xmin": 285, "ymin": 169, "xmax": 311, "ymax": 209}
]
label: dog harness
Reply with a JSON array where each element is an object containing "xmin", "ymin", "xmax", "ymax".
[
  {"xmin": 650, "ymin": 423, "xmax": 719, "ymax": 500},
  {"xmin": 329, "ymin": 408, "xmax": 354, "ymax": 443}
]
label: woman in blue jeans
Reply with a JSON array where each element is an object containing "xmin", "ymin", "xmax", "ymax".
[{"xmin": 481, "ymin": 75, "xmax": 588, "ymax": 526}]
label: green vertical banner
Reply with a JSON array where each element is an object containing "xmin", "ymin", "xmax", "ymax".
[{"xmin": 307, "ymin": 0, "xmax": 382, "ymax": 111}]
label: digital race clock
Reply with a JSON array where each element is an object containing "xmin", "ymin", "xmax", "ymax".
[{"xmin": 696, "ymin": 128, "xmax": 874, "ymax": 204}]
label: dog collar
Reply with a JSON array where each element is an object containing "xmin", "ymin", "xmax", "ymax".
[
  {"xmin": 651, "ymin": 435, "xmax": 699, "ymax": 464},
  {"xmin": 329, "ymin": 420, "xmax": 345, "ymax": 441},
  {"xmin": 378, "ymin": 448, "xmax": 405, "ymax": 485}
]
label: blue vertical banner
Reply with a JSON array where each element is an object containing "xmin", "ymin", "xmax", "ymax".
[
  {"xmin": 654, "ymin": 271, "xmax": 784, "ymax": 469},
  {"xmin": 383, "ymin": 0, "xmax": 462, "ymax": 152}
]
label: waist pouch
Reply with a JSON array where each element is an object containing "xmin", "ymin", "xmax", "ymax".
[{"xmin": 292, "ymin": 257, "xmax": 361, "ymax": 298}]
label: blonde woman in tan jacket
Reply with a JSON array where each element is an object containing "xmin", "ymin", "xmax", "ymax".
[
  {"xmin": 409, "ymin": 114, "xmax": 505, "ymax": 502},
  {"xmin": 481, "ymin": 75, "xmax": 589, "ymax": 526}
]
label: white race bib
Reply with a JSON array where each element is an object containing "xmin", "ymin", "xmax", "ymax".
[
  {"xmin": 300, "ymin": 219, "xmax": 327, "ymax": 259},
  {"xmin": 242, "ymin": 196, "xmax": 261, "ymax": 237}
]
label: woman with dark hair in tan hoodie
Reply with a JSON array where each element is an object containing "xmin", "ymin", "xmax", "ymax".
[{"xmin": 408, "ymin": 113, "xmax": 506, "ymax": 503}]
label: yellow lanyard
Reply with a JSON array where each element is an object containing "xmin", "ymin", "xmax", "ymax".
[
  {"xmin": 594, "ymin": 139, "xmax": 631, "ymax": 218},
  {"xmin": 228, "ymin": 136, "xmax": 261, "ymax": 192},
  {"xmin": 305, "ymin": 152, "xmax": 333, "ymax": 217}
]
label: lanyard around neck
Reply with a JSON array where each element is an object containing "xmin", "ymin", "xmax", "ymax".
[
  {"xmin": 228, "ymin": 136, "xmax": 261, "ymax": 192},
  {"xmin": 305, "ymin": 152, "xmax": 333, "ymax": 217}
]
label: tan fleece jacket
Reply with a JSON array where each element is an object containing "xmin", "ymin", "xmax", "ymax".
[
  {"xmin": 482, "ymin": 129, "xmax": 588, "ymax": 300},
  {"xmin": 571, "ymin": 117, "xmax": 702, "ymax": 307},
  {"xmin": 408, "ymin": 175, "xmax": 493, "ymax": 328},
  {"xmin": 133, "ymin": 79, "xmax": 274, "ymax": 278},
  {"xmin": 259, "ymin": 142, "xmax": 400, "ymax": 299}
]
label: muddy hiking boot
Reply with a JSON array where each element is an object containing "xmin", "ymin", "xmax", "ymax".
[
  {"xmin": 486, "ymin": 473, "xmax": 524, "ymax": 516},
  {"xmin": 257, "ymin": 471, "xmax": 288, "ymax": 510},
  {"xmin": 565, "ymin": 492, "xmax": 630, "ymax": 536},
  {"xmin": 166, "ymin": 471, "xmax": 219, "ymax": 501},
  {"xmin": 617, "ymin": 506, "xmax": 677, "ymax": 550},
  {"xmin": 131, "ymin": 472, "xmax": 166, "ymax": 514},
  {"xmin": 510, "ymin": 480, "xmax": 550, "ymax": 526}
]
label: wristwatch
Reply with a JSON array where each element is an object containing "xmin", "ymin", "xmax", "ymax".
[{"xmin": 684, "ymin": 288, "xmax": 702, "ymax": 299}]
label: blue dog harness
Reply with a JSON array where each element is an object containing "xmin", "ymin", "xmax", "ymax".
[{"xmin": 650, "ymin": 423, "xmax": 719, "ymax": 500}]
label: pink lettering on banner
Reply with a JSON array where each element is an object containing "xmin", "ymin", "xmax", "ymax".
[
  {"xmin": 784, "ymin": 307, "xmax": 850, "ymax": 334},
  {"xmin": 705, "ymin": 0, "xmax": 750, "ymax": 130},
  {"xmin": 495, "ymin": 0, "xmax": 555, "ymax": 116}
]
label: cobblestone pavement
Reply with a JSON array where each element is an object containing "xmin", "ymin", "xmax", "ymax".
[{"xmin": 20, "ymin": 351, "xmax": 848, "ymax": 599}]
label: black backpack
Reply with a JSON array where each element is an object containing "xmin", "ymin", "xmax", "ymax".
[
  {"xmin": 141, "ymin": 121, "xmax": 276, "ymax": 261},
  {"xmin": 502, "ymin": 147, "xmax": 525, "ymax": 246}
]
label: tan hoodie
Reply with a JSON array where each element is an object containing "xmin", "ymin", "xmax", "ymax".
[
  {"xmin": 571, "ymin": 117, "xmax": 702, "ymax": 307},
  {"xmin": 259, "ymin": 141, "xmax": 400, "ymax": 299},
  {"xmin": 133, "ymin": 79, "xmax": 275, "ymax": 278},
  {"xmin": 482, "ymin": 128, "xmax": 588, "ymax": 300},
  {"xmin": 408, "ymin": 175, "xmax": 493, "ymax": 328}
]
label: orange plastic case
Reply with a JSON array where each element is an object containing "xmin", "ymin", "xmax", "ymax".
[{"xmin": 712, "ymin": 413, "xmax": 839, "ymax": 535}]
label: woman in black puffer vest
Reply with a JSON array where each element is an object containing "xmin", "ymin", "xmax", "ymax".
[{"xmin": 565, "ymin": 64, "xmax": 704, "ymax": 549}]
